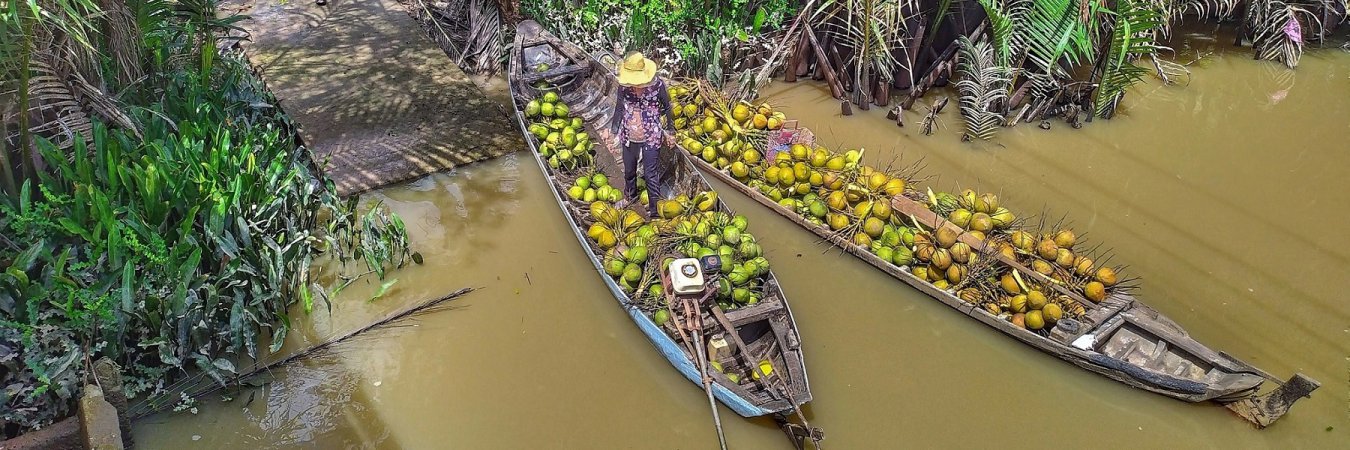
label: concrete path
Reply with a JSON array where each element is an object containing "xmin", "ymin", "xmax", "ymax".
[{"xmin": 223, "ymin": 0, "xmax": 522, "ymax": 195}]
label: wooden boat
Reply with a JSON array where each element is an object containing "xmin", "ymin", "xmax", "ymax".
[
  {"xmin": 506, "ymin": 21, "xmax": 812, "ymax": 418},
  {"xmin": 680, "ymin": 122, "xmax": 1317, "ymax": 427}
]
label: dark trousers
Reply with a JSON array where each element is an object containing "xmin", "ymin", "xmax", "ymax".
[{"xmin": 623, "ymin": 139, "xmax": 662, "ymax": 214}]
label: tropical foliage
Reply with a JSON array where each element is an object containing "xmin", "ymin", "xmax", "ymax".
[
  {"xmin": 955, "ymin": 36, "xmax": 1011, "ymax": 141},
  {"xmin": 812, "ymin": 0, "xmax": 909, "ymax": 105},
  {"xmin": 1092, "ymin": 0, "xmax": 1164, "ymax": 118},
  {"xmin": 521, "ymin": 0, "xmax": 798, "ymax": 80},
  {"xmin": 2, "ymin": 0, "xmax": 410, "ymax": 435},
  {"xmin": 790, "ymin": 0, "xmax": 1344, "ymax": 139}
]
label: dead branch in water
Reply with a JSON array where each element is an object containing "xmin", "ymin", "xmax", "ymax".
[{"xmin": 128, "ymin": 287, "xmax": 477, "ymax": 419}]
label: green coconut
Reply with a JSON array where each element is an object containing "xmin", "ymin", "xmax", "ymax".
[
  {"xmin": 627, "ymin": 245, "xmax": 649, "ymax": 264},
  {"xmin": 604, "ymin": 257, "xmax": 626, "ymax": 277},
  {"xmin": 622, "ymin": 263, "xmax": 642, "ymax": 284},
  {"xmin": 876, "ymin": 247, "xmax": 895, "ymax": 264},
  {"xmin": 738, "ymin": 242, "xmax": 762, "ymax": 259},
  {"xmin": 891, "ymin": 246, "xmax": 914, "ymax": 266},
  {"xmin": 949, "ymin": 208, "xmax": 974, "ymax": 228},
  {"xmin": 863, "ymin": 217, "xmax": 885, "ymax": 238}
]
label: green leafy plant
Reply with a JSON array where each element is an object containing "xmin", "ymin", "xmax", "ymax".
[
  {"xmin": 1247, "ymin": 0, "xmax": 1317, "ymax": 68},
  {"xmin": 2, "ymin": 0, "xmax": 413, "ymax": 436},
  {"xmin": 520, "ymin": 0, "xmax": 797, "ymax": 77},
  {"xmin": 1091, "ymin": 0, "xmax": 1164, "ymax": 118},
  {"xmin": 955, "ymin": 36, "xmax": 1011, "ymax": 141},
  {"xmin": 812, "ymin": 0, "xmax": 910, "ymax": 105}
]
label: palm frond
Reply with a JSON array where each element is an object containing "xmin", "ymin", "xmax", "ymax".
[
  {"xmin": 24, "ymin": 49, "xmax": 139, "ymax": 150},
  {"xmin": 1176, "ymin": 0, "xmax": 1243, "ymax": 22},
  {"xmin": 1013, "ymin": 0, "xmax": 1097, "ymax": 77},
  {"xmin": 1148, "ymin": 52, "xmax": 1190, "ymax": 85},
  {"xmin": 1093, "ymin": 0, "xmax": 1164, "ymax": 118},
  {"xmin": 956, "ymin": 36, "xmax": 1010, "ymax": 141},
  {"xmin": 1251, "ymin": 0, "xmax": 1314, "ymax": 68},
  {"xmin": 813, "ymin": 0, "xmax": 911, "ymax": 86},
  {"xmin": 977, "ymin": 0, "xmax": 1022, "ymax": 67},
  {"xmin": 99, "ymin": 0, "xmax": 145, "ymax": 86}
]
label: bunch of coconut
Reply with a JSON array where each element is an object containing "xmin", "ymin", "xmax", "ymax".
[
  {"xmin": 566, "ymin": 172, "xmax": 644, "ymax": 205},
  {"xmin": 751, "ymin": 144, "xmax": 854, "ymax": 209},
  {"xmin": 667, "ymin": 83, "xmax": 698, "ymax": 129},
  {"xmin": 927, "ymin": 189, "xmax": 1016, "ymax": 241},
  {"xmin": 683, "ymin": 124, "xmax": 761, "ymax": 172},
  {"xmin": 525, "ymin": 91, "xmax": 594, "ymax": 171},
  {"xmin": 584, "ymin": 198, "xmax": 660, "ymax": 296},
  {"xmin": 907, "ymin": 225, "xmax": 984, "ymax": 291},
  {"xmin": 1005, "ymin": 227, "xmax": 1123, "ymax": 304},
  {"xmin": 655, "ymin": 191, "xmax": 772, "ymax": 311},
  {"xmin": 982, "ymin": 276, "xmax": 1078, "ymax": 331},
  {"xmin": 729, "ymin": 101, "xmax": 786, "ymax": 132}
]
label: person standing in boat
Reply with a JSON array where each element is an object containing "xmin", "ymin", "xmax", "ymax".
[{"xmin": 609, "ymin": 52, "xmax": 676, "ymax": 216}]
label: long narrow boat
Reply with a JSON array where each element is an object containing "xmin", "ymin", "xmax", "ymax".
[
  {"xmin": 507, "ymin": 21, "xmax": 812, "ymax": 418},
  {"xmin": 677, "ymin": 97, "xmax": 1317, "ymax": 427}
]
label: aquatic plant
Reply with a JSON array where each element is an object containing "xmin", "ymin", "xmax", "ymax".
[{"xmin": 792, "ymin": 0, "xmax": 1345, "ymax": 134}]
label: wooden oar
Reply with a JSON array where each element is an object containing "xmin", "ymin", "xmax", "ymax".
[
  {"xmin": 664, "ymin": 281, "xmax": 727, "ymax": 450},
  {"xmin": 685, "ymin": 293, "xmax": 729, "ymax": 450}
]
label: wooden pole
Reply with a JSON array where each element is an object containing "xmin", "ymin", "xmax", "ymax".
[
  {"xmin": 752, "ymin": 0, "xmax": 817, "ymax": 86},
  {"xmin": 688, "ymin": 295, "xmax": 728, "ymax": 450},
  {"xmin": 804, "ymin": 24, "xmax": 845, "ymax": 99},
  {"xmin": 874, "ymin": 76, "xmax": 890, "ymax": 107},
  {"xmin": 794, "ymin": 31, "xmax": 812, "ymax": 79},
  {"xmin": 130, "ymin": 287, "xmax": 478, "ymax": 419}
]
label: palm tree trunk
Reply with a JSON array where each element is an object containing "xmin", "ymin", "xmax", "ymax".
[
  {"xmin": 17, "ymin": 10, "xmax": 36, "ymax": 183},
  {"xmin": 1, "ymin": 119, "xmax": 13, "ymax": 196}
]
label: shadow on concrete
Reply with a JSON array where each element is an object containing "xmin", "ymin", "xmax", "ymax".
[{"xmin": 224, "ymin": 0, "xmax": 524, "ymax": 196}]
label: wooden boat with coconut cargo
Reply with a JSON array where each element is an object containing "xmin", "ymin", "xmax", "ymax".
[
  {"xmin": 506, "ymin": 20, "xmax": 818, "ymax": 433},
  {"xmin": 667, "ymin": 82, "xmax": 1317, "ymax": 427}
]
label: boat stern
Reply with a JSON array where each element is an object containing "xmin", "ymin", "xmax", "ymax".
[{"xmin": 1225, "ymin": 373, "xmax": 1320, "ymax": 428}]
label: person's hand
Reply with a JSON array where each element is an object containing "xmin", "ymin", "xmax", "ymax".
[{"xmin": 663, "ymin": 132, "xmax": 676, "ymax": 148}]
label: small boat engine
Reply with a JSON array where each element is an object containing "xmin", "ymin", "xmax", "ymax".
[{"xmin": 667, "ymin": 257, "xmax": 707, "ymax": 295}]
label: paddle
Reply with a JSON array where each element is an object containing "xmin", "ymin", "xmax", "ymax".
[
  {"xmin": 663, "ymin": 277, "xmax": 728, "ymax": 450},
  {"xmin": 687, "ymin": 294, "xmax": 729, "ymax": 450}
]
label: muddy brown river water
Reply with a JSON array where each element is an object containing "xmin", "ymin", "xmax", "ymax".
[{"xmin": 134, "ymin": 35, "xmax": 1349, "ymax": 448}]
